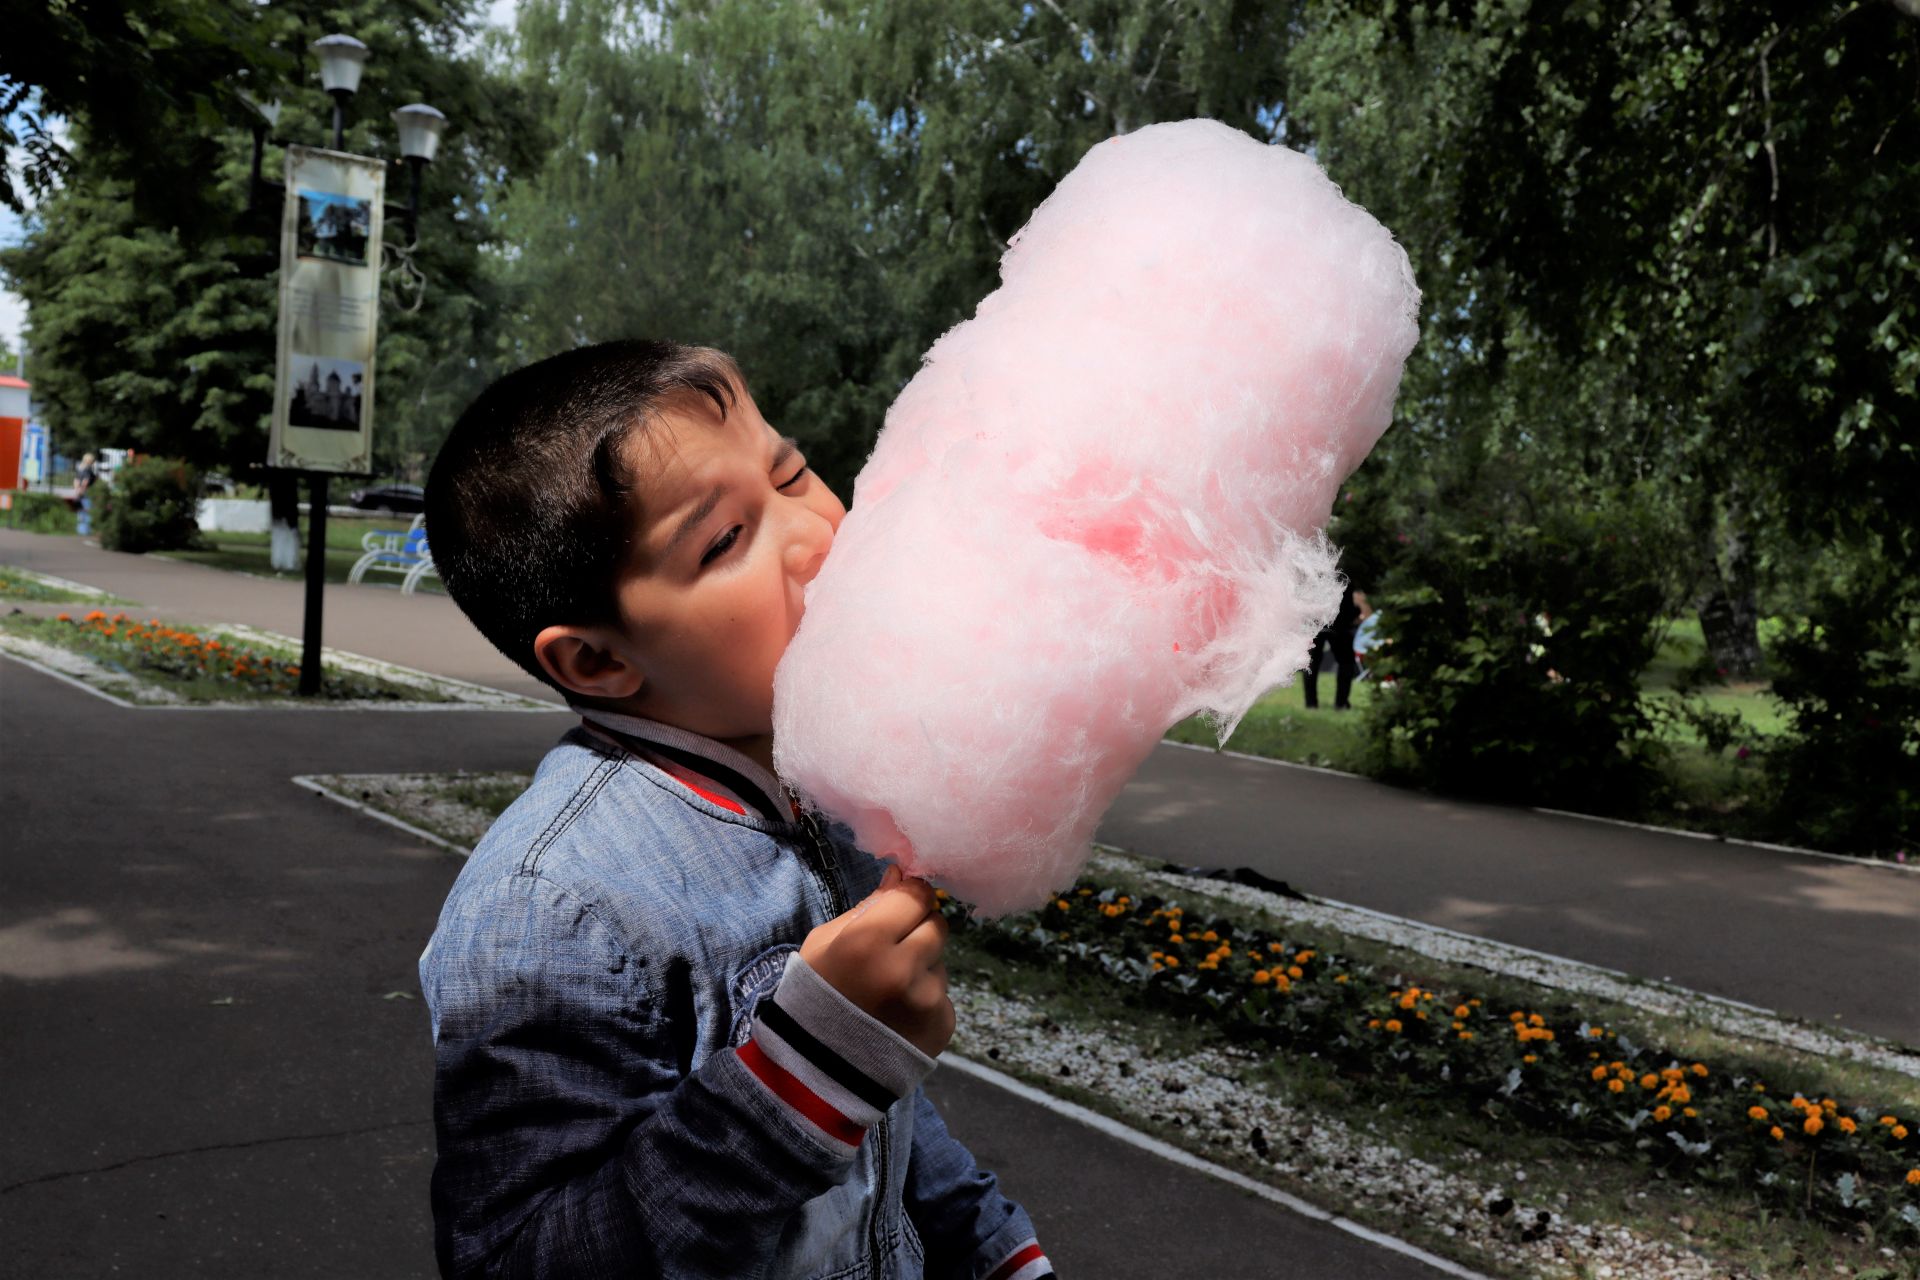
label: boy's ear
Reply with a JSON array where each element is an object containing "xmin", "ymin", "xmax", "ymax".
[{"xmin": 532, "ymin": 624, "xmax": 645, "ymax": 703}]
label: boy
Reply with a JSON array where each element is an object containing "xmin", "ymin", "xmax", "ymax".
[{"xmin": 419, "ymin": 339, "xmax": 1053, "ymax": 1280}]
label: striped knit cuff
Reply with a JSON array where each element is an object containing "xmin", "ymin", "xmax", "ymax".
[
  {"xmin": 983, "ymin": 1240, "xmax": 1052, "ymax": 1280},
  {"xmin": 736, "ymin": 953, "xmax": 936, "ymax": 1152}
]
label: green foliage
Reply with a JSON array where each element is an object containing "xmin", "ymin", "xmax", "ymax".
[
  {"xmin": 95, "ymin": 457, "xmax": 203, "ymax": 553},
  {"xmin": 0, "ymin": 491, "xmax": 79, "ymax": 535},
  {"xmin": 1361, "ymin": 481, "xmax": 1676, "ymax": 810},
  {"xmin": 1763, "ymin": 561, "xmax": 1920, "ymax": 858}
]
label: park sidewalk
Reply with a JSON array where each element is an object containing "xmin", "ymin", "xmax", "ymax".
[{"xmin": 7, "ymin": 525, "xmax": 1919, "ymax": 1045}]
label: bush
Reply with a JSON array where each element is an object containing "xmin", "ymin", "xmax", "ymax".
[
  {"xmin": 0, "ymin": 490, "xmax": 80, "ymax": 534},
  {"xmin": 1763, "ymin": 563, "xmax": 1919, "ymax": 859},
  {"xmin": 1361, "ymin": 490, "xmax": 1675, "ymax": 811},
  {"xmin": 95, "ymin": 457, "xmax": 203, "ymax": 553}
]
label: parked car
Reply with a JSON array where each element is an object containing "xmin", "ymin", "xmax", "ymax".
[{"xmin": 346, "ymin": 483, "xmax": 426, "ymax": 514}]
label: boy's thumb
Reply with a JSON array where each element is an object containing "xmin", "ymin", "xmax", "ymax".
[{"xmin": 879, "ymin": 862, "xmax": 904, "ymax": 888}]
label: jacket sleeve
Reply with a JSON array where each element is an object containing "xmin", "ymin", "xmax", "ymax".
[
  {"xmin": 904, "ymin": 1088, "xmax": 1054, "ymax": 1280},
  {"xmin": 422, "ymin": 872, "xmax": 935, "ymax": 1280}
]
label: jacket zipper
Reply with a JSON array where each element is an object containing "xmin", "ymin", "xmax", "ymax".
[{"xmin": 787, "ymin": 797, "xmax": 889, "ymax": 1278}]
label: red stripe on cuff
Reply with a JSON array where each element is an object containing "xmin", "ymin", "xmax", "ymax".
[
  {"xmin": 737, "ymin": 1039, "xmax": 866, "ymax": 1148},
  {"xmin": 983, "ymin": 1242, "xmax": 1048, "ymax": 1280}
]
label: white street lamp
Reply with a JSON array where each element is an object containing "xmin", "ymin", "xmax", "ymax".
[
  {"xmin": 392, "ymin": 104, "xmax": 447, "ymax": 165},
  {"xmin": 311, "ymin": 34, "xmax": 370, "ymax": 96}
]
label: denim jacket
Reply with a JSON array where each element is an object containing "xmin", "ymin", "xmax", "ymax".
[{"xmin": 419, "ymin": 713, "xmax": 1051, "ymax": 1280}]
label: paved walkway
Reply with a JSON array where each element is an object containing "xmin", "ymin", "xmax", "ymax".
[
  {"xmin": 0, "ymin": 662, "xmax": 1453, "ymax": 1278},
  {"xmin": 9, "ymin": 526, "xmax": 1917, "ymax": 1046}
]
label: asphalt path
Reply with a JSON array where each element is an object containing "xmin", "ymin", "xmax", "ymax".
[
  {"xmin": 0, "ymin": 662, "xmax": 1452, "ymax": 1278},
  {"xmin": 9, "ymin": 527, "xmax": 1917, "ymax": 1045}
]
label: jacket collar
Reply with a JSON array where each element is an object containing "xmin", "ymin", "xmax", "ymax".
[{"xmin": 575, "ymin": 707, "xmax": 793, "ymax": 824}]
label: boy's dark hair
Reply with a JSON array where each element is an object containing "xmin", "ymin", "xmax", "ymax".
[{"xmin": 426, "ymin": 339, "xmax": 742, "ymax": 690}]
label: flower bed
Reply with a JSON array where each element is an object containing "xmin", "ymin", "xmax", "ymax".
[
  {"xmin": 11, "ymin": 611, "xmax": 449, "ymax": 703},
  {"xmin": 952, "ymin": 880, "xmax": 1920, "ymax": 1244},
  {"xmin": 0, "ymin": 565, "xmax": 109, "ymax": 604}
]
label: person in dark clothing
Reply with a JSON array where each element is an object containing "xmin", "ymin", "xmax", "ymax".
[{"xmin": 1303, "ymin": 585, "xmax": 1361, "ymax": 710}]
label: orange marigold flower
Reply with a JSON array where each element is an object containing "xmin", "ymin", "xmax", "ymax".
[
  {"xmin": 56, "ymin": 612, "xmax": 73, "ymax": 622},
  {"xmin": 1608, "ymin": 1079, "xmax": 1626, "ymax": 1094},
  {"xmin": 1333, "ymin": 974, "xmax": 1349, "ymax": 984},
  {"xmin": 1163, "ymin": 956, "xmax": 1179, "ymax": 968},
  {"xmin": 1367, "ymin": 1019, "xmax": 1381, "ymax": 1030},
  {"xmin": 1468, "ymin": 999, "xmax": 1482, "ymax": 1007},
  {"xmin": 1294, "ymin": 950, "xmax": 1315, "ymax": 963},
  {"xmin": 1769, "ymin": 1126, "xmax": 1784, "ymax": 1141},
  {"xmin": 1286, "ymin": 965, "xmax": 1304, "ymax": 980},
  {"xmin": 1269, "ymin": 942, "xmax": 1286, "ymax": 954},
  {"xmin": 1274, "ymin": 974, "xmax": 1292, "ymax": 993},
  {"xmin": 1451, "ymin": 1021, "xmax": 1465, "ymax": 1031},
  {"xmin": 1838, "ymin": 1118, "xmax": 1857, "ymax": 1134},
  {"xmin": 85, "ymin": 610, "xmax": 106, "ymax": 622},
  {"xmin": 1894, "ymin": 1125, "xmax": 1909, "ymax": 1140},
  {"xmin": 1640, "ymin": 1074, "xmax": 1659, "ymax": 1090},
  {"xmin": 1168, "ymin": 934, "xmax": 1184, "ymax": 944},
  {"xmin": 1384, "ymin": 1019, "xmax": 1403, "ymax": 1034},
  {"xmin": 1054, "ymin": 899, "xmax": 1071, "ymax": 910},
  {"xmin": 1881, "ymin": 1116, "xmax": 1900, "ymax": 1126},
  {"xmin": 1653, "ymin": 1105, "xmax": 1672, "ymax": 1122},
  {"xmin": 1399, "ymin": 994, "xmax": 1417, "ymax": 1010},
  {"xmin": 1691, "ymin": 1063, "xmax": 1708, "ymax": 1077},
  {"xmin": 1683, "ymin": 1108, "xmax": 1697, "ymax": 1118},
  {"xmin": 1522, "ymin": 1054, "xmax": 1538, "ymax": 1064},
  {"xmin": 1253, "ymin": 970, "xmax": 1272, "ymax": 985},
  {"xmin": 1454, "ymin": 1005, "xmax": 1471, "ymax": 1019},
  {"xmin": 1528, "ymin": 1014, "xmax": 1545, "ymax": 1028},
  {"xmin": 1458, "ymin": 1031, "xmax": 1474, "ymax": 1041},
  {"xmin": 1509, "ymin": 1011, "xmax": 1526, "ymax": 1023},
  {"xmin": 1908, "ymin": 1169, "xmax": 1920, "ymax": 1186},
  {"xmin": 1201, "ymin": 930, "xmax": 1219, "ymax": 942},
  {"xmin": 1804, "ymin": 1115, "xmax": 1824, "ymax": 1137}
]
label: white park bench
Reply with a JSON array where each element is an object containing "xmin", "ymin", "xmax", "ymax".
[{"xmin": 348, "ymin": 513, "xmax": 439, "ymax": 594}]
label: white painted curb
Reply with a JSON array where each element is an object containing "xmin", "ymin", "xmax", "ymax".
[
  {"xmin": 292, "ymin": 775, "xmax": 472, "ymax": 856},
  {"xmin": 942, "ymin": 1053, "xmax": 1491, "ymax": 1279}
]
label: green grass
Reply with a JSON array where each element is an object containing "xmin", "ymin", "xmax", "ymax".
[{"xmin": 0, "ymin": 565, "xmax": 112, "ymax": 604}]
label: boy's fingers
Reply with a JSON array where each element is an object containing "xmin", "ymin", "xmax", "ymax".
[{"xmin": 859, "ymin": 879, "xmax": 940, "ymax": 942}]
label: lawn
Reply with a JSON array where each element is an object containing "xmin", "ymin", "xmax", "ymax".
[
  {"xmin": 161, "ymin": 513, "xmax": 444, "ymax": 593},
  {"xmin": 0, "ymin": 564, "xmax": 119, "ymax": 604}
]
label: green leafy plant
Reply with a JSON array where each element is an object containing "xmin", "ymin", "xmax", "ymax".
[
  {"xmin": 1361, "ymin": 487, "xmax": 1676, "ymax": 811},
  {"xmin": 0, "ymin": 490, "xmax": 79, "ymax": 534},
  {"xmin": 94, "ymin": 456, "xmax": 203, "ymax": 553}
]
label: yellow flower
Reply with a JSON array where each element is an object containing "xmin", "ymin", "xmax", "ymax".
[
  {"xmin": 1608, "ymin": 1078, "xmax": 1626, "ymax": 1094},
  {"xmin": 1077, "ymin": 887, "xmax": 1093, "ymax": 896},
  {"xmin": 1653, "ymin": 1105, "xmax": 1672, "ymax": 1122},
  {"xmin": 1253, "ymin": 970, "xmax": 1272, "ymax": 986},
  {"xmin": 1770, "ymin": 1126, "xmax": 1784, "ymax": 1141},
  {"xmin": 1384, "ymin": 1019, "xmax": 1403, "ymax": 1034},
  {"xmin": 1804, "ymin": 1115, "xmax": 1824, "ymax": 1137}
]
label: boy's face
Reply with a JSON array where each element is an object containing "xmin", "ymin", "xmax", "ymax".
[{"xmin": 599, "ymin": 389, "xmax": 846, "ymax": 751}]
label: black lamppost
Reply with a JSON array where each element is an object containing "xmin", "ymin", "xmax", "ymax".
[{"xmin": 250, "ymin": 34, "xmax": 447, "ymax": 695}]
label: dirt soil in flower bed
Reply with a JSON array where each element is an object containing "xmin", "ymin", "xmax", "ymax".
[
  {"xmin": 334, "ymin": 770, "xmax": 1919, "ymax": 1278},
  {"xmin": 0, "ymin": 611, "xmax": 453, "ymax": 704}
]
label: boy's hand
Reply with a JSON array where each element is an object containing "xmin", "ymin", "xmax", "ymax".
[{"xmin": 800, "ymin": 865, "xmax": 953, "ymax": 1058}]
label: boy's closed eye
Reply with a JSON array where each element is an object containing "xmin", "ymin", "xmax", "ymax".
[{"xmin": 698, "ymin": 457, "xmax": 812, "ymax": 567}]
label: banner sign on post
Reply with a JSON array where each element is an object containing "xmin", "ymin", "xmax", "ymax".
[{"xmin": 268, "ymin": 145, "xmax": 386, "ymax": 474}]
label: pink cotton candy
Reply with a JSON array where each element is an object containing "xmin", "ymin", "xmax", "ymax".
[{"xmin": 773, "ymin": 119, "xmax": 1420, "ymax": 916}]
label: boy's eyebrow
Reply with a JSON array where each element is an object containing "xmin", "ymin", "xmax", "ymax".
[{"xmin": 662, "ymin": 434, "xmax": 805, "ymax": 559}]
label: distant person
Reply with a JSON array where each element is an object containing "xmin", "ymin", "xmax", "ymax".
[
  {"xmin": 418, "ymin": 342, "xmax": 1051, "ymax": 1278},
  {"xmin": 1304, "ymin": 584, "xmax": 1361, "ymax": 709},
  {"xmin": 1352, "ymin": 590, "xmax": 1381, "ymax": 677},
  {"xmin": 73, "ymin": 452, "xmax": 98, "ymax": 537}
]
